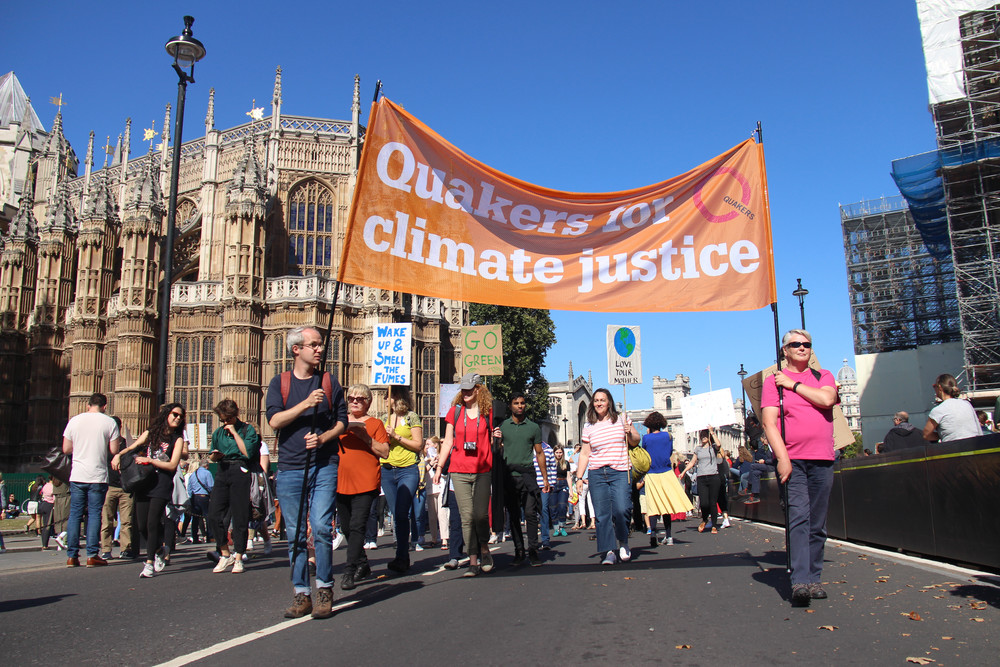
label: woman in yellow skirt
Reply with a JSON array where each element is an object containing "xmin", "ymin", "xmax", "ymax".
[{"xmin": 640, "ymin": 412, "xmax": 693, "ymax": 546}]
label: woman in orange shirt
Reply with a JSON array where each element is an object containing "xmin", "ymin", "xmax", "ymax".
[{"xmin": 337, "ymin": 384, "xmax": 390, "ymax": 591}]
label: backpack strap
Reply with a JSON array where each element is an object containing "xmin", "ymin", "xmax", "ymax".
[{"xmin": 281, "ymin": 370, "xmax": 333, "ymax": 410}]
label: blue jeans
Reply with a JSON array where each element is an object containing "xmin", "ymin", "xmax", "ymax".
[
  {"xmin": 588, "ymin": 466, "xmax": 631, "ymax": 555},
  {"xmin": 447, "ymin": 486, "xmax": 464, "ymax": 560},
  {"xmin": 381, "ymin": 463, "xmax": 419, "ymax": 562},
  {"xmin": 540, "ymin": 489, "xmax": 551, "ymax": 545},
  {"xmin": 550, "ymin": 479, "xmax": 569, "ymax": 529},
  {"xmin": 67, "ymin": 482, "xmax": 108, "ymax": 558},
  {"xmin": 276, "ymin": 461, "xmax": 338, "ymax": 594},
  {"xmin": 787, "ymin": 459, "xmax": 834, "ymax": 586},
  {"xmin": 409, "ymin": 485, "xmax": 428, "ymax": 544}
]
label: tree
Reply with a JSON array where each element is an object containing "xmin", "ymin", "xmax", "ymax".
[
  {"xmin": 843, "ymin": 432, "xmax": 864, "ymax": 459},
  {"xmin": 468, "ymin": 303, "xmax": 555, "ymax": 423}
]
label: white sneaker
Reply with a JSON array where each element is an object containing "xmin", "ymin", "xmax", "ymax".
[
  {"xmin": 213, "ymin": 554, "xmax": 236, "ymax": 573},
  {"xmin": 488, "ymin": 534, "xmax": 498, "ymax": 544},
  {"xmin": 140, "ymin": 563, "xmax": 155, "ymax": 578},
  {"xmin": 245, "ymin": 540, "xmax": 253, "ymax": 551},
  {"xmin": 363, "ymin": 541, "xmax": 376, "ymax": 550},
  {"xmin": 331, "ymin": 531, "xmax": 345, "ymax": 551},
  {"xmin": 414, "ymin": 542, "xmax": 424, "ymax": 552},
  {"xmin": 55, "ymin": 532, "xmax": 67, "ymax": 549},
  {"xmin": 232, "ymin": 557, "xmax": 244, "ymax": 574},
  {"xmin": 377, "ymin": 528, "xmax": 385, "ymax": 537},
  {"xmin": 619, "ymin": 545, "xmax": 631, "ymax": 562},
  {"xmin": 154, "ymin": 547, "xmax": 167, "ymax": 572},
  {"xmin": 661, "ymin": 536, "xmax": 674, "ymax": 546},
  {"xmin": 722, "ymin": 517, "xmax": 731, "ymax": 528},
  {"xmin": 601, "ymin": 551, "xmax": 617, "ymax": 565}
]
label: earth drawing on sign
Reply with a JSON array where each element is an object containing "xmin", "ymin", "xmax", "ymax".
[{"xmin": 614, "ymin": 327, "xmax": 636, "ymax": 358}]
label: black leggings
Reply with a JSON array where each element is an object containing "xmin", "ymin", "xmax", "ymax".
[
  {"xmin": 38, "ymin": 501, "xmax": 54, "ymax": 548},
  {"xmin": 135, "ymin": 497, "xmax": 168, "ymax": 563},
  {"xmin": 697, "ymin": 474, "xmax": 720, "ymax": 527},
  {"xmin": 716, "ymin": 474, "xmax": 729, "ymax": 514},
  {"xmin": 337, "ymin": 490, "xmax": 377, "ymax": 573}
]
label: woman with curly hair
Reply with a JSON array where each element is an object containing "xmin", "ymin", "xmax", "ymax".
[
  {"xmin": 433, "ymin": 373, "xmax": 495, "ymax": 577},
  {"xmin": 640, "ymin": 412, "xmax": 692, "ymax": 547},
  {"xmin": 113, "ymin": 403, "xmax": 186, "ymax": 578}
]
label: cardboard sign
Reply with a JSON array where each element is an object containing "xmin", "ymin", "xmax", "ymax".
[
  {"xmin": 607, "ymin": 325, "xmax": 642, "ymax": 385},
  {"xmin": 680, "ymin": 388, "xmax": 738, "ymax": 433},
  {"xmin": 742, "ymin": 354, "xmax": 854, "ymax": 449},
  {"xmin": 371, "ymin": 323, "xmax": 412, "ymax": 386},
  {"xmin": 461, "ymin": 325, "xmax": 504, "ymax": 376},
  {"xmin": 439, "ymin": 383, "xmax": 459, "ymax": 417}
]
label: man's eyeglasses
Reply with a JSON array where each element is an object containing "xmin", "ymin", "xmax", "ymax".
[
  {"xmin": 347, "ymin": 396, "xmax": 367, "ymax": 403},
  {"xmin": 786, "ymin": 341, "xmax": 812, "ymax": 349},
  {"xmin": 299, "ymin": 342, "xmax": 323, "ymax": 349}
]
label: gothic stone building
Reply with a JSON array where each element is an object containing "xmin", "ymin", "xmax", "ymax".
[{"xmin": 0, "ymin": 70, "xmax": 466, "ymax": 471}]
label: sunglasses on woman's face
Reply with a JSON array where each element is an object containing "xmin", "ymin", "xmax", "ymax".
[{"xmin": 786, "ymin": 341, "xmax": 812, "ymax": 349}]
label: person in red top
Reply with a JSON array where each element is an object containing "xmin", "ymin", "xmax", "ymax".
[
  {"xmin": 336, "ymin": 384, "xmax": 390, "ymax": 592},
  {"xmin": 434, "ymin": 373, "xmax": 494, "ymax": 577},
  {"xmin": 761, "ymin": 329, "xmax": 838, "ymax": 608}
]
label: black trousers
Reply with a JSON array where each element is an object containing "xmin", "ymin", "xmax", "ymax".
[
  {"xmin": 135, "ymin": 496, "xmax": 168, "ymax": 563},
  {"xmin": 336, "ymin": 490, "xmax": 377, "ymax": 574},
  {"xmin": 209, "ymin": 462, "xmax": 252, "ymax": 555},
  {"xmin": 503, "ymin": 472, "xmax": 541, "ymax": 551},
  {"xmin": 697, "ymin": 474, "xmax": 721, "ymax": 526}
]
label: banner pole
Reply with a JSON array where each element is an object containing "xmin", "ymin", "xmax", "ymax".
[{"xmin": 771, "ymin": 300, "xmax": 790, "ymax": 574}]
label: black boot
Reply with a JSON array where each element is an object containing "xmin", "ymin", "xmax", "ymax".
[
  {"xmin": 512, "ymin": 548, "xmax": 526, "ymax": 566},
  {"xmin": 355, "ymin": 561, "xmax": 372, "ymax": 581},
  {"xmin": 341, "ymin": 568, "xmax": 357, "ymax": 591}
]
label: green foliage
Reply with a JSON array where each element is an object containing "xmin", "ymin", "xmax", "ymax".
[
  {"xmin": 468, "ymin": 303, "xmax": 555, "ymax": 423},
  {"xmin": 842, "ymin": 431, "xmax": 864, "ymax": 459}
]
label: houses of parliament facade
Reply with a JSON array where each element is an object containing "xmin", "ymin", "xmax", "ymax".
[{"xmin": 0, "ymin": 70, "xmax": 466, "ymax": 471}]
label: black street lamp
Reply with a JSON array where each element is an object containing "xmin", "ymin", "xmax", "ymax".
[
  {"xmin": 562, "ymin": 416, "xmax": 569, "ymax": 448},
  {"xmin": 157, "ymin": 16, "xmax": 206, "ymax": 407},
  {"xmin": 792, "ymin": 278, "xmax": 808, "ymax": 330},
  {"xmin": 737, "ymin": 364, "xmax": 748, "ymax": 449}
]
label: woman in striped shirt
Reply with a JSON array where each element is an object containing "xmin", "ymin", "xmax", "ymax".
[{"xmin": 576, "ymin": 388, "xmax": 640, "ymax": 565}]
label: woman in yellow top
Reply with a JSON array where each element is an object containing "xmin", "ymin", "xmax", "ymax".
[{"xmin": 380, "ymin": 386, "xmax": 424, "ymax": 573}]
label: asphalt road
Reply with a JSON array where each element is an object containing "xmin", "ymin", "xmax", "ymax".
[{"xmin": 1, "ymin": 518, "xmax": 997, "ymax": 666}]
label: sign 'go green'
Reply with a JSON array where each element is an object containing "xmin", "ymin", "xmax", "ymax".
[{"xmin": 462, "ymin": 325, "xmax": 504, "ymax": 376}]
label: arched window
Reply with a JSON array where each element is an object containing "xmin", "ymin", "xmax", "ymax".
[
  {"xmin": 665, "ymin": 395, "xmax": 672, "ymax": 410},
  {"xmin": 287, "ymin": 180, "xmax": 336, "ymax": 276}
]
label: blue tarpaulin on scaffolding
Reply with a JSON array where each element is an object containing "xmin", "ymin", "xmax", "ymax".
[{"xmin": 891, "ymin": 139, "xmax": 1000, "ymax": 260}]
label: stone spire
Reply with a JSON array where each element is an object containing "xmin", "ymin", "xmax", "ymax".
[
  {"xmin": 81, "ymin": 171, "xmax": 118, "ymax": 221},
  {"xmin": 82, "ymin": 130, "xmax": 95, "ymax": 203},
  {"xmin": 205, "ymin": 87, "xmax": 215, "ymax": 131},
  {"xmin": 568, "ymin": 360, "xmax": 574, "ymax": 382},
  {"xmin": 125, "ymin": 150, "xmax": 163, "ymax": 220},
  {"xmin": 34, "ymin": 108, "xmax": 78, "ymax": 208},
  {"xmin": 350, "ymin": 75, "xmax": 361, "ymax": 171},
  {"xmin": 6, "ymin": 194, "xmax": 39, "ymax": 242},
  {"xmin": 43, "ymin": 178, "xmax": 77, "ymax": 233},
  {"xmin": 588, "ymin": 370, "xmax": 593, "ymax": 389},
  {"xmin": 227, "ymin": 139, "xmax": 265, "ymax": 211},
  {"xmin": 111, "ymin": 133, "xmax": 122, "ymax": 166},
  {"xmin": 272, "ymin": 66, "xmax": 282, "ymax": 108}
]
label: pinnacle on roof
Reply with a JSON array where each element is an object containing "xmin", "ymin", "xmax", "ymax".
[
  {"xmin": 43, "ymin": 178, "xmax": 77, "ymax": 233},
  {"xmin": 5, "ymin": 194, "xmax": 39, "ymax": 242},
  {"xmin": 44, "ymin": 108, "xmax": 70, "ymax": 156},
  {"xmin": 81, "ymin": 172, "xmax": 118, "ymax": 221},
  {"xmin": 0, "ymin": 71, "xmax": 44, "ymax": 133},
  {"xmin": 125, "ymin": 154, "xmax": 162, "ymax": 214},
  {"xmin": 205, "ymin": 88, "xmax": 215, "ymax": 130},
  {"xmin": 228, "ymin": 139, "xmax": 265, "ymax": 194},
  {"xmin": 273, "ymin": 67, "xmax": 282, "ymax": 106}
]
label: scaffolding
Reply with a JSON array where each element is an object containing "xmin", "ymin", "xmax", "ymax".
[
  {"xmin": 931, "ymin": 7, "xmax": 1000, "ymax": 391},
  {"xmin": 840, "ymin": 196, "xmax": 962, "ymax": 355}
]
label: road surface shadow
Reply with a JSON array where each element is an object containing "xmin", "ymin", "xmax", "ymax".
[{"xmin": 0, "ymin": 593, "xmax": 77, "ymax": 614}]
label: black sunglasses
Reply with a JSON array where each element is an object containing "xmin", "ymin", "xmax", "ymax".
[{"xmin": 786, "ymin": 341, "xmax": 812, "ymax": 349}]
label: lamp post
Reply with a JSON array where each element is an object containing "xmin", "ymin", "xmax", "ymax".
[
  {"xmin": 792, "ymin": 278, "xmax": 808, "ymax": 330},
  {"xmin": 562, "ymin": 416, "xmax": 569, "ymax": 448},
  {"xmin": 156, "ymin": 16, "xmax": 206, "ymax": 407},
  {"xmin": 737, "ymin": 364, "xmax": 748, "ymax": 449}
]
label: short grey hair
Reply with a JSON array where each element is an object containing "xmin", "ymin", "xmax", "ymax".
[
  {"xmin": 287, "ymin": 326, "xmax": 319, "ymax": 354},
  {"xmin": 347, "ymin": 384, "xmax": 372, "ymax": 402},
  {"xmin": 781, "ymin": 329, "xmax": 812, "ymax": 346}
]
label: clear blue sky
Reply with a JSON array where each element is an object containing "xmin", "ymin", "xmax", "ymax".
[{"xmin": 4, "ymin": 0, "xmax": 937, "ymax": 411}]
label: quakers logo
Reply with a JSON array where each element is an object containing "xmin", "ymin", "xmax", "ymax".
[{"xmin": 692, "ymin": 167, "xmax": 754, "ymax": 224}]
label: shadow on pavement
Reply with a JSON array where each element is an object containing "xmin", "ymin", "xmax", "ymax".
[
  {"xmin": 0, "ymin": 593, "xmax": 77, "ymax": 613},
  {"xmin": 950, "ymin": 576, "xmax": 1000, "ymax": 610}
]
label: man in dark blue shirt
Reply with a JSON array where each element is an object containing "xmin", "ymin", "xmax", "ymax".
[{"xmin": 266, "ymin": 326, "xmax": 347, "ymax": 619}]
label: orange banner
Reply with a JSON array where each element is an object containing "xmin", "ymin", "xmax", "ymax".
[{"xmin": 340, "ymin": 99, "xmax": 777, "ymax": 312}]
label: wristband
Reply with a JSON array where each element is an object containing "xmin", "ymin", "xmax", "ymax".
[{"xmin": 792, "ymin": 382, "xmax": 801, "ymax": 394}]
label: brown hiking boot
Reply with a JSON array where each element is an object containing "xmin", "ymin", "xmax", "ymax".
[
  {"xmin": 311, "ymin": 587, "xmax": 334, "ymax": 619},
  {"xmin": 283, "ymin": 593, "xmax": 312, "ymax": 618}
]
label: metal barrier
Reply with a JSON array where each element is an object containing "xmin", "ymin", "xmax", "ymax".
[{"xmin": 730, "ymin": 433, "xmax": 1000, "ymax": 570}]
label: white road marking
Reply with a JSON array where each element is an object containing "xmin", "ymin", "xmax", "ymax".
[{"xmin": 154, "ymin": 601, "xmax": 358, "ymax": 667}]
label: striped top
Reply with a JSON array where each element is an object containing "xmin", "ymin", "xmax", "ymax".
[
  {"xmin": 534, "ymin": 442, "xmax": 556, "ymax": 487},
  {"xmin": 581, "ymin": 418, "xmax": 630, "ymax": 472}
]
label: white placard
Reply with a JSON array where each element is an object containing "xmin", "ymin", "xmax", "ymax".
[
  {"xmin": 680, "ymin": 388, "xmax": 738, "ymax": 433},
  {"xmin": 184, "ymin": 423, "xmax": 209, "ymax": 451},
  {"xmin": 607, "ymin": 325, "xmax": 642, "ymax": 385},
  {"xmin": 439, "ymin": 384, "xmax": 459, "ymax": 417},
  {"xmin": 370, "ymin": 323, "xmax": 412, "ymax": 386}
]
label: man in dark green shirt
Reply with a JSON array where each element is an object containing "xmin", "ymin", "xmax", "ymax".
[
  {"xmin": 494, "ymin": 393, "xmax": 549, "ymax": 566},
  {"xmin": 207, "ymin": 399, "xmax": 260, "ymax": 574}
]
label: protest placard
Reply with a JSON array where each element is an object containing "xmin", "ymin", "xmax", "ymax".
[
  {"xmin": 461, "ymin": 325, "xmax": 504, "ymax": 375},
  {"xmin": 680, "ymin": 388, "xmax": 738, "ymax": 433},
  {"xmin": 371, "ymin": 323, "xmax": 412, "ymax": 386},
  {"xmin": 607, "ymin": 325, "xmax": 642, "ymax": 385}
]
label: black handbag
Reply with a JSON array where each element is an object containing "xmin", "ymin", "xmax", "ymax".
[
  {"xmin": 120, "ymin": 450, "xmax": 155, "ymax": 493},
  {"xmin": 41, "ymin": 446, "xmax": 73, "ymax": 483}
]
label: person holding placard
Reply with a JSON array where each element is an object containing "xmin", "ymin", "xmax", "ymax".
[
  {"xmin": 680, "ymin": 426, "xmax": 723, "ymax": 535},
  {"xmin": 380, "ymin": 386, "xmax": 424, "ymax": 574},
  {"xmin": 576, "ymin": 388, "xmax": 640, "ymax": 566}
]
